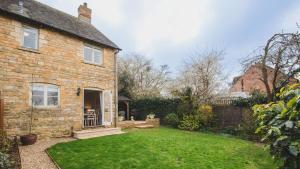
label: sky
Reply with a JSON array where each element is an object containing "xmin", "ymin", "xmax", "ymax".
[{"xmin": 38, "ymin": 0, "xmax": 300, "ymax": 81}]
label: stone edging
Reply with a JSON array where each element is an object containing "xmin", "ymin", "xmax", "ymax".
[{"xmin": 45, "ymin": 149, "xmax": 61, "ymax": 169}]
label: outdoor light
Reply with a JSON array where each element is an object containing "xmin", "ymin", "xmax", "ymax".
[{"xmin": 77, "ymin": 87, "xmax": 81, "ymax": 96}]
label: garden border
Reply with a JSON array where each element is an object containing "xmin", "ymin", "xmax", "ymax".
[{"xmin": 45, "ymin": 148, "xmax": 61, "ymax": 169}]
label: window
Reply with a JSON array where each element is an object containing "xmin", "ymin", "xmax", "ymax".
[
  {"xmin": 22, "ymin": 26, "xmax": 38, "ymax": 49},
  {"xmin": 31, "ymin": 84, "xmax": 59, "ymax": 107},
  {"xmin": 84, "ymin": 46, "xmax": 103, "ymax": 65}
]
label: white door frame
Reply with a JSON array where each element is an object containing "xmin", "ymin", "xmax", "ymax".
[
  {"xmin": 82, "ymin": 88, "xmax": 103, "ymax": 128},
  {"xmin": 102, "ymin": 90, "xmax": 113, "ymax": 125}
]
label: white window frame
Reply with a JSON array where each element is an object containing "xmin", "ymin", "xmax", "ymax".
[
  {"xmin": 22, "ymin": 26, "xmax": 39, "ymax": 50},
  {"xmin": 83, "ymin": 45, "xmax": 103, "ymax": 65},
  {"xmin": 30, "ymin": 83, "xmax": 60, "ymax": 108}
]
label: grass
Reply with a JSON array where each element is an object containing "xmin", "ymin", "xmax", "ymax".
[{"xmin": 48, "ymin": 127, "xmax": 279, "ymax": 169}]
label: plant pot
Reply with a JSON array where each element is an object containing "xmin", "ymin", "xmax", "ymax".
[
  {"xmin": 149, "ymin": 114, "xmax": 155, "ymax": 119},
  {"xmin": 118, "ymin": 116, "xmax": 124, "ymax": 121},
  {"xmin": 20, "ymin": 134, "xmax": 37, "ymax": 145}
]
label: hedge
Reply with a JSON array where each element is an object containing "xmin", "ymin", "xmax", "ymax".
[{"xmin": 130, "ymin": 97, "xmax": 181, "ymax": 123}]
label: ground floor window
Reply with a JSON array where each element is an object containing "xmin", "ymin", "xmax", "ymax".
[{"xmin": 31, "ymin": 83, "xmax": 59, "ymax": 107}]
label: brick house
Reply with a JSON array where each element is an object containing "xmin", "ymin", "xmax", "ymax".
[
  {"xmin": 230, "ymin": 64, "xmax": 298, "ymax": 97},
  {"xmin": 0, "ymin": 0, "xmax": 121, "ymax": 138}
]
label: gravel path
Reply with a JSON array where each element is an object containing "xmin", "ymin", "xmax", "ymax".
[{"xmin": 19, "ymin": 138, "xmax": 75, "ymax": 169}]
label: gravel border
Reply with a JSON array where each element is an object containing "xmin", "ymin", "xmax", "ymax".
[
  {"xmin": 45, "ymin": 149, "xmax": 61, "ymax": 169},
  {"xmin": 19, "ymin": 138, "xmax": 74, "ymax": 169}
]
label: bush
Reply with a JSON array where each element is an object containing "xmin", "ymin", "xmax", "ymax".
[
  {"xmin": 0, "ymin": 152, "xmax": 13, "ymax": 169},
  {"xmin": 253, "ymin": 83, "xmax": 300, "ymax": 169},
  {"xmin": 0, "ymin": 131, "xmax": 12, "ymax": 154},
  {"xmin": 131, "ymin": 97, "xmax": 181, "ymax": 121},
  {"xmin": 0, "ymin": 131, "xmax": 14, "ymax": 169},
  {"xmin": 164, "ymin": 113, "xmax": 179, "ymax": 127},
  {"xmin": 178, "ymin": 115, "xmax": 201, "ymax": 131},
  {"xmin": 233, "ymin": 89, "xmax": 268, "ymax": 107},
  {"xmin": 198, "ymin": 104, "xmax": 214, "ymax": 127}
]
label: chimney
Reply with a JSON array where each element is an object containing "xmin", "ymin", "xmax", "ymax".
[{"xmin": 78, "ymin": 3, "xmax": 91, "ymax": 23}]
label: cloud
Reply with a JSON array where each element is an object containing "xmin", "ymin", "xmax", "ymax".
[
  {"xmin": 279, "ymin": 2, "xmax": 300, "ymax": 32},
  {"xmin": 37, "ymin": 0, "xmax": 124, "ymax": 26},
  {"xmin": 133, "ymin": 0, "xmax": 215, "ymax": 52},
  {"xmin": 88, "ymin": 0, "xmax": 124, "ymax": 26}
]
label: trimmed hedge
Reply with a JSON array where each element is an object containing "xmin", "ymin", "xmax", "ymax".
[{"xmin": 130, "ymin": 97, "xmax": 181, "ymax": 123}]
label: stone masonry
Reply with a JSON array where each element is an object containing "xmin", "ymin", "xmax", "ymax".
[{"xmin": 0, "ymin": 15, "xmax": 117, "ymax": 138}]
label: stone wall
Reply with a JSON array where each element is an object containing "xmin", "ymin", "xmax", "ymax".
[
  {"xmin": 0, "ymin": 15, "xmax": 117, "ymax": 138},
  {"xmin": 145, "ymin": 118, "xmax": 160, "ymax": 128}
]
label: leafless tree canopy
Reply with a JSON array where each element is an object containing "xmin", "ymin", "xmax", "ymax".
[
  {"xmin": 118, "ymin": 53, "xmax": 170, "ymax": 98},
  {"xmin": 175, "ymin": 50, "xmax": 226, "ymax": 103},
  {"xmin": 243, "ymin": 32, "xmax": 300, "ymax": 100}
]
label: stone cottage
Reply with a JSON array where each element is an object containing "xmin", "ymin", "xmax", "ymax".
[{"xmin": 0, "ymin": 0, "xmax": 120, "ymax": 138}]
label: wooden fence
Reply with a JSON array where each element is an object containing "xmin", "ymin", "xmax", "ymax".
[
  {"xmin": 213, "ymin": 105, "xmax": 252, "ymax": 128},
  {"xmin": 212, "ymin": 97, "xmax": 253, "ymax": 128}
]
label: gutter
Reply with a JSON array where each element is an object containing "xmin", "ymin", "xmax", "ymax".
[{"xmin": 114, "ymin": 49, "xmax": 120, "ymax": 127}]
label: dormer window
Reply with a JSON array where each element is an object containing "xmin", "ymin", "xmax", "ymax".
[
  {"xmin": 84, "ymin": 45, "xmax": 103, "ymax": 65},
  {"xmin": 22, "ymin": 26, "xmax": 38, "ymax": 50}
]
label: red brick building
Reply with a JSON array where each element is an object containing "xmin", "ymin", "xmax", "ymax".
[{"xmin": 230, "ymin": 64, "xmax": 298, "ymax": 95}]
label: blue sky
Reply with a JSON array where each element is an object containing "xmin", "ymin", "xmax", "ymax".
[{"xmin": 38, "ymin": 0, "xmax": 300, "ymax": 81}]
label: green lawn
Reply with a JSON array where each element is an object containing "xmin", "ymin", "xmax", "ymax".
[{"xmin": 48, "ymin": 127, "xmax": 279, "ymax": 169}]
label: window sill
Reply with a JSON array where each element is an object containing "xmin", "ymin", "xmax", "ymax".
[
  {"xmin": 82, "ymin": 61, "xmax": 105, "ymax": 68},
  {"xmin": 32, "ymin": 106, "xmax": 60, "ymax": 111},
  {"xmin": 18, "ymin": 47, "xmax": 41, "ymax": 54}
]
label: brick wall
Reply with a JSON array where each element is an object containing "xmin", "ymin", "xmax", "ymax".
[
  {"xmin": 0, "ymin": 15, "xmax": 117, "ymax": 138},
  {"xmin": 230, "ymin": 65, "xmax": 273, "ymax": 93}
]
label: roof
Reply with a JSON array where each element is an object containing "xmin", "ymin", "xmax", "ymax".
[
  {"xmin": 118, "ymin": 96, "xmax": 131, "ymax": 101},
  {"xmin": 231, "ymin": 63, "xmax": 299, "ymax": 85},
  {"xmin": 0, "ymin": 0, "xmax": 120, "ymax": 50}
]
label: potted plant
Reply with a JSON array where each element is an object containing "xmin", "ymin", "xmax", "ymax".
[
  {"xmin": 118, "ymin": 111, "xmax": 125, "ymax": 121},
  {"xmin": 118, "ymin": 116, "xmax": 124, "ymax": 121},
  {"xmin": 20, "ymin": 80, "xmax": 37, "ymax": 145},
  {"xmin": 148, "ymin": 113, "xmax": 155, "ymax": 119}
]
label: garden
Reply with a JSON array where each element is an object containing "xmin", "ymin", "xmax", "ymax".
[
  {"xmin": 48, "ymin": 127, "xmax": 279, "ymax": 169},
  {"xmin": 46, "ymin": 83, "xmax": 299, "ymax": 169}
]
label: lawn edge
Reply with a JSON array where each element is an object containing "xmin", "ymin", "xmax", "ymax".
[{"xmin": 45, "ymin": 148, "xmax": 61, "ymax": 169}]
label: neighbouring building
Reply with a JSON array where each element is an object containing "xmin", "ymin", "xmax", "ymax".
[
  {"xmin": 230, "ymin": 64, "xmax": 298, "ymax": 97},
  {"xmin": 0, "ymin": 0, "xmax": 121, "ymax": 138}
]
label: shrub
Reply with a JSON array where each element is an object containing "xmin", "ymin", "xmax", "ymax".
[
  {"xmin": 198, "ymin": 104, "xmax": 214, "ymax": 126},
  {"xmin": 233, "ymin": 89, "xmax": 268, "ymax": 107},
  {"xmin": 253, "ymin": 83, "xmax": 300, "ymax": 169},
  {"xmin": 131, "ymin": 97, "xmax": 181, "ymax": 120},
  {"xmin": 0, "ymin": 131, "xmax": 12, "ymax": 154},
  {"xmin": 178, "ymin": 115, "xmax": 201, "ymax": 131},
  {"xmin": 164, "ymin": 113, "xmax": 179, "ymax": 127},
  {"xmin": 0, "ymin": 131, "xmax": 13, "ymax": 169},
  {"xmin": 0, "ymin": 152, "xmax": 13, "ymax": 169}
]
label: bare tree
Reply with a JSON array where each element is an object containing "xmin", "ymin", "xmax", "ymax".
[
  {"xmin": 175, "ymin": 50, "xmax": 226, "ymax": 103},
  {"xmin": 118, "ymin": 53, "xmax": 170, "ymax": 98},
  {"xmin": 243, "ymin": 32, "xmax": 300, "ymax": 100}
]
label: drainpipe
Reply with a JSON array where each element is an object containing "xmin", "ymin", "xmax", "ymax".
[{"xmin": 114, "ymin": 49, "xmax": 120, "ymax": 128}]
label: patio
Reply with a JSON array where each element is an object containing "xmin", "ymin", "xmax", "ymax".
[{"xmin": 117, "ymin": 118, "xmax": 160, "ymax": 129}]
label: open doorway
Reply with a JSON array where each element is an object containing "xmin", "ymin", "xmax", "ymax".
[{"xmin": 84, "ymin": 89, "xmax": 102, "ymax": 127}]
